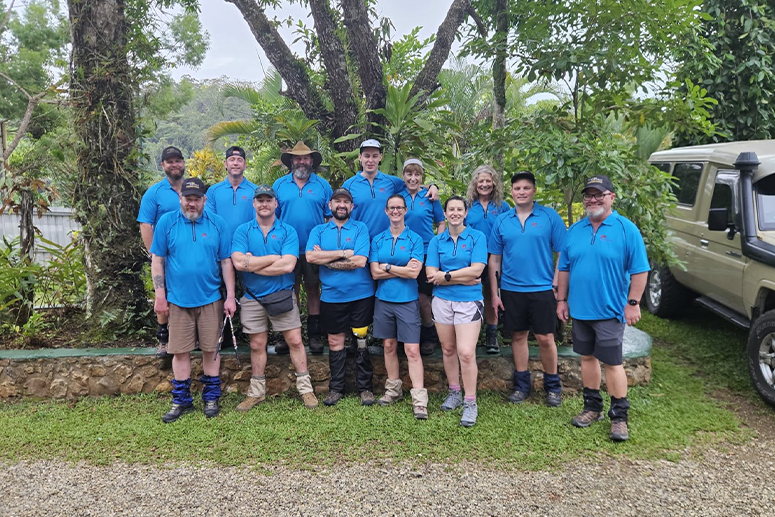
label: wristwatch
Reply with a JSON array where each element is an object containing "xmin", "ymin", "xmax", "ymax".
[
  {"xmin": 385, "ymin": 263, "xmax": 392, "ymax": 272},
  {"xmin": 444, "ymin": 271, "xmax": 452, "ymax": 282},
  {"xmin": 627, "ymin": 299, "xmax": 639, "ymax": 306}
]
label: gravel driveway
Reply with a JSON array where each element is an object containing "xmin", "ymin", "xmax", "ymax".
[{"xmin": 2, "ymin": 435, "xmax": 774, "ymax": 517}]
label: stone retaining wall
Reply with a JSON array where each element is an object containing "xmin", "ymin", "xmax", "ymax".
[{"xmin": 0, "ymin": 327, "xmax": 652, "ymax": 400}]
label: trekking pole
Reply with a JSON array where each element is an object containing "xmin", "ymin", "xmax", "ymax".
[{"xmin": 214, "ymin": 315, "xmax": 228, "ymax": 361}]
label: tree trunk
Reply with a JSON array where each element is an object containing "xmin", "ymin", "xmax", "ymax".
[
  {"xmin": 491, "ymin": 0, "xmax": 508, "ymax": 173},
  {"xmin": 67, "ymin": 0, "xmax": 148, "ymax": 334},
  {"xmin": 16, "ymin": 188, "xmax": 34, "ymax": 326}
]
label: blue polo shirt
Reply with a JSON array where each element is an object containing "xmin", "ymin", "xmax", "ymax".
[
  {"xmin": 150, "ymin": 210, "xmax": 231, "ymax": 308},
  {"xmin": 272, "ymin": 172, "xmax": 333, "ymax": 252},
  {"xmin": 369, "ymin": 228, "xmax": 424, "ymax": 303},
  {"xmin": 488, "ymin": 203, "xmax": 567, "ymax": 292},
  {"xmin": 231, "ymin": 218, "xmax": 299, "ymax": 300},
  {"xmin": 342, "ymin": 171, "xmax": 406, "ymax": 237},
  {"xmin": 205, "ymin": 177, "xmax": 259, "ymax": 238},
  {"xmin": 402, "ymin": 188, "xmax": 445, "ymax": 254},
  {"xmin": 137, "ymin": 177, "xmax": 180, "ymax": 225},
  {"xmin": 558, "ymin": 211, "xmax": 650, "ymax": 322},
  {"xmin": 465, "ymin": 199, "xmax": 510, "ymax": 247},
  {"xmin": 306, "ymin": 219, "xmax": 374, "ymax": 303},
  {"xmin": 426, "ymin": 227, "xmax": 488, "ymax": 302}
]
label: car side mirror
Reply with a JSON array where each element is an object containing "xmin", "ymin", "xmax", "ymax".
[{"xmin": 708, "ymin": 207, "xmax": 729, "ymax": 231}]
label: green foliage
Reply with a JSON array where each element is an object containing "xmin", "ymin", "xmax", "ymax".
[
  {"xmin": 676, "ymin": 0, "xmax": 775, "ymax": 144},
  {"xmin": 383, "ymin": 27, "xmax": 435, "ymax": 87}
]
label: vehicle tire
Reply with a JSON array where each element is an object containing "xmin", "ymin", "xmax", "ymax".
[
  {"xmin": 747, "ymin": 311, "xmax": 775, "ymax": 408},
  {"xmin": 643, "ymin": 264, "xmax": 689, "ymax": 318}
]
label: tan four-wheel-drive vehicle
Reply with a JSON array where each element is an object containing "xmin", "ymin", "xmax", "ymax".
[{"xmin": 648, "ymin": 140, "xmax": 775, "ymax": 406}]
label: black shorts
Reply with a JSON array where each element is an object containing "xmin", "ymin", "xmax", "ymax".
[
  {"xmin": 502, "ymin": 289, "xmax": 557, "ymax": 335},
  {"xmin": 571, "ymin": 318, "xmax": 625, "ymax": 366},
  {"xmin": 321, "ymin": 296, "xmax": 375, "ymax": 335},
  {"xmin": 416, "ymin": 255, "xmax": 433, "ymax": 296}
]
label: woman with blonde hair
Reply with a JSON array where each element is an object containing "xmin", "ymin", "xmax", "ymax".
[{"xmin": 465, "ymin": 165, "xmax": 510, "ymax": 354}]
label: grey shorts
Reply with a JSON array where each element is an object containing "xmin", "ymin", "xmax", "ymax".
[
  {"xmin": 294, "ymin": 254, "xmax": 320, "ymax": 284},
  {"xmin": 240, "ymin": 294, "xmax": 302, "ymax": 334},
  {"xmin": 373, "ymin": 299, "xmax": 421, "ymax": 343},
  {"xmin": 571, "ymin": 318, "xmax": 626, "ymax": 366},
  {"xmin": 431, "ymin": 297, "xmax": 484, "ymax": 326}
]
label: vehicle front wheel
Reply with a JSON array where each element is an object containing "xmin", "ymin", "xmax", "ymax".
[
  {"xmin": 747, "ymin": 311, "xmax": 775, "ymax": 408},
  {"xmin": 644, "ymin": 265, "xmax": 689, "ymax": 318}
]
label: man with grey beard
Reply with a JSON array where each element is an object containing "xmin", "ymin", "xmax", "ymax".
[
  {"xmin": 272, "ymin": 142, "xmax": 333, "ymax": 354},
  {"xmin": 151, "ymin": 177, "xmax": 237, "ymax": 422}
]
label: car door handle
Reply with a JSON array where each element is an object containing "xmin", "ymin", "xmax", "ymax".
[
  {"xmin": 700, "ymin": 239, "xmax": 709, "ymax": 246},
  {"xmin": 726, "ymin": 251, "xmax": 742, "ymax": 258}
]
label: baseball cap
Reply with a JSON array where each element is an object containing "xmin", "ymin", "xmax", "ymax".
[
  {"xmin": 403, "ymin": 158, "xmax": 423, "ymax": 170},
  {"xmin": 331, "ymin": 188, "xmax": 353, "ymax": 202},
  {"xmin": 511, "ymin": 171, "xmax": 536, "ymax": 185},
  {"xmin": 180, "ymin": 177, "xmax": 206, "ymax": 197},
  {"xmin": 360, "ymin": 139, "xmax": 382, "ymax": 151},
  {"xmin": 253, "ymin": 184, "xmax": 276, "ymax": 199},
  {"xmin": 582, "ymin": 175, "xmax": 615, "ymax": 194},
  {"xmin": 226, "ymin": 146, "xmax": 246, "ymax": 159},
  {"xmin": 161, "ymin": 146, "xmax": 184, "ymax": 162}
]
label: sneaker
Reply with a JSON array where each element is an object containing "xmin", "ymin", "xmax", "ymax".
[
  {"xmin": 235, "ymin": 395, "xmax": 265, "ymax": 412},
  {"xmin": 156, "ymin": 342, "xmax": 170, "ymax": 358},
  {"xmin": 413, "ymin": 405, "xmax": 428, "ymax": 420},
  {"xmin": 274, "ymin": 338, "xmax": 290, "ymax": 355},
  {"xmin": 440, "ymin": 389, "xmax": 463, "ymax": 411},
  {"xmin": 460, "ymin": 400, "xmax": 478, "ymax": 427},
  {"xmin": 571, "ymin": 409, "xmax": 605, "ymax": 428},
  {"xmin": 545, "ymin": 391, "xmax": 562, "ymax": 407},
  {"xmin": 308, "ymin": 334, "xmax": 324, "ymax": 354},
  {"xmin": 161, "ymin": 403, "xmax": 193, "ymax": 423},
  {"xmin": 360, "ymin": 390, "xmax": 376, "ymax": 406},
  {"xmin": 609, "ymin": 420, "xmax": 630, "ymax": 442},
  {"xmin": 203, "ymin": 400, "xmax": 220, "ymax": 418},
  {"xmin": 323, "ymin": 391, "xmax": 344, "ymax": 406},
  {"xmin": 301, "ymin": 392, "xmax": 319, "ymax": 409},
  {"xmin": 507, "ymin": 390, "xmax": 529, "ymax": 404}
]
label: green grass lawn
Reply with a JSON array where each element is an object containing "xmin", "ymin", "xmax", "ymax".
[{"xmin": 0, "ymin": 307, "xmax": 765, "ymax": 469}]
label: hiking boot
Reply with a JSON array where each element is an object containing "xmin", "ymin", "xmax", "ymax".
[
  {"xmin": 411, "ymin": 388, "xmax": 429, "ymax": 420},
  {"xmin": 323, "ymin": 391, "xmax": 344, "ymax": 406},
  {"xmin": 460, "ymin": 400, "xmax": 478, "ymax": 427},
  {"xmin": 545, "ymin": 391, "xmax": 562, "ymax": 407},
  {"xmin": 156, "ymin": 342, "xmax": 170, "ymax": 359},
  {"xmin": 379, "ymin": 379, "xmax": 403, "ymax": 406},
  {"xmin": 308, "ymin": 334, "xmax": 324, "ymax": 354},
  {"xmin": 440, "ymin": 389, "xmax": 463, "ymax": 411},
  {"xmin": 609, "ymin": 420, "xmax": 630, "ymax": 442},
  {"xmin": 507, "ymin": 390, "xmax": 529, "ymax": 404},
  {"xmin": 485, "ymin": 331, "xmax": 499, "ymax": 354},
  {"xmin": 203, "ymin": 400, "xmax": 220, "ymax": 418},
  {"xmin": 236, "ymin": 395, "xmax": 264, "ymax": 412},
  {"xmin": 419, "ymin": 341, "xmax": 436, "ymax": 356},
  {"xmin": 301, "ymin": 392, "xmax": 319, "ymax": 409},
  {"xmin": 360, "ymin": 390, "xmax": 376, "ymax": 406},
  {"xmin": 274, "ymin": 337, "xmax": 290, "ymax": 355},
  {"xmin": 161, "ymin": 403, "xmax": 193, "ymax": 423},
  {"xmin": 571, "ymin": 409, "xmax": 605, "ymax": 428}
]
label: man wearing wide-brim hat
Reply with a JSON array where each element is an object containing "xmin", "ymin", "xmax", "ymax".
[{"xmin": 272, "ymin": 141, "xmax": 333, "ymax": 356}]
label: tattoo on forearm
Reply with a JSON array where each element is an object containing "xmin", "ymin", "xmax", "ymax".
[
  {"xmin": 328, "ymin": 259, "xmax": 355, "ymax": 270},
  {"xmin": 243, "ymin": 255, "xmax": 250, "ymax": 270},
  {"xmin": 152, "ymin": 275, "xmax": 165, "ymax": 290}
]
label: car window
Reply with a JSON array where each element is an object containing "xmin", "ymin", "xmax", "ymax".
[
  {"xmin": 756, "ymin": 174, "xmax": 775, "ymax": 231},
  {"xmin": 672, "ymin": 162, "xmax": 704, "ymax": 206},
  {"xmin": 710, "ymin": 183, "xmax": 734, "ymax": 226},
  {"xmin": 652, "ymin": 162, "xmax": 671, "ymax": 173}
]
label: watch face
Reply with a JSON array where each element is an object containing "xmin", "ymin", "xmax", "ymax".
[{"xmin": 628, "ymin": 299, "xmax": 638, "ymax": 306}]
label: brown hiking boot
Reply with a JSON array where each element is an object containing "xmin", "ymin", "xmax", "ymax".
[
  {"xmin": 236, "ymin": 395, "xmax": 265, "ymax": 412},
  {"xmin": 378, "ymin": 379, "xmax": 403, "ymax": 406},
  {"xmin": 323, "ymin": 391, "xmax": 344, "ymax": 406},
  {"xmin": 610, "ymin": 420, "xmax": 630, "ymax": 442},
  {"xmin": 571, "ymin": 409, "xmax": 605, "ymax": 428},
  {"xmin": 156, "ymin": 342, "xmax": 170, "ymax": 358},
  {"xmin": 411, "ymin": 388, "xmax": 429, "ymax": 420},
  {"xmin": 301, "ymin": 392, "xmax": 319, "ymax": 409},
  {"xmin": 360, "ymin": 390, "xmax": 376, "ymax": 406}
]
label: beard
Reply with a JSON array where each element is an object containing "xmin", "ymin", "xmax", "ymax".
[
  {"xmin": 333, "ymin": 208, "xmax": 350, "ymax": 221},
  {"xmin": 585, "ymin": 206, "xmax": 606, "ymax": 220},
  {"xmin": 292, "ymin": 165, "xmax": 311, "ymax": 180},
  {"xmin": 183, "ymin": 206, "xmax": 203, "ymax": 221}
]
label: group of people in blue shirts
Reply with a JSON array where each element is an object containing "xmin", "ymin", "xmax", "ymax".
[{"xmin": 138, "ymin": 139, "xmax": 649, "ymax": 440}]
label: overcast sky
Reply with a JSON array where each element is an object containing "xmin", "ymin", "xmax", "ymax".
[{"xmin": 172, "ymin": 0, "xmax": 462, "ymax": 84}]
